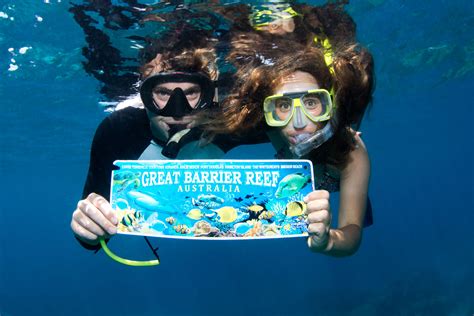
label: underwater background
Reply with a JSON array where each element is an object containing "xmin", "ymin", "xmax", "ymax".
[{"xmin": 0, "ymin": 0, "xmax": 473, "ymax": 315}]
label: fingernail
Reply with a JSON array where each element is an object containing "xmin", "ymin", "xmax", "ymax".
[
  {"xmin": 108, "ymin": 226, "xmax": 117, "ymax": 235},
  {"xmin": 111, "ymin": 215, "xmax": 118, "ymax": 225}
]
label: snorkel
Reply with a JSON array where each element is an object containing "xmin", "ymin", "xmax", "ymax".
[
  {"xmin": 289, "ymin": 116, "xmax": 337, "ymax": 157},
  {"xmin": 99, "ymin": 237, "xmax": 160, "ymax": 267}
]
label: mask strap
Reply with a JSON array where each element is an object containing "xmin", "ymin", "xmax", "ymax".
[
  {"xmin": 313, "ymin": 36, "xmax": 335, "ymax": 76},
  {"xmin": 314, "ymin": 36, "xmax": 336, "ymax": 114}
]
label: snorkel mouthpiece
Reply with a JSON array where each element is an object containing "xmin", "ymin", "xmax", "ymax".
[{"xmin": 289, "ymin": 119, "xmax": 336, "ymax": 157}]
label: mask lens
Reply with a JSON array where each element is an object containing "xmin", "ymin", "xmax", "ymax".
[
  {"xmin": 264, "ymin": 90, "xmax": 333, "ymax": 126},
  {"xmin": 264, "ymin": 96, "xmax": 293, "ymax": 126},
  {"xmin": 301, "ymin": 91, "xmax": 332, "ymax": 123},
  {"xmin": 152, "ymin": 84, "xmax": 202, "ymax": 110},
  {"xmin": 274, "ymin": 97, "xmax": 293, "ymax": 121},
  {"xmin": 140, "ymin": 72, "xmax": 214, "ymax": 116}
]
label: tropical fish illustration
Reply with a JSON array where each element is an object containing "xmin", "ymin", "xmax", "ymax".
[
  {"xmin": 126, "ymin": 190, "xmax": 161, "ymax": 210},
  {"xmin": 258, "ymin": 210, "xmax": 275, "ymax": 220},
  {"xmin": 275, "ymin": 173, "xmax": 311, "ymax": 198},
  {"xmin": 247, "ymin": 204, "xmax": 264, "ymax": 213},
  {"xmin": 284, "ymin": 201, "xmax": 307, "ymax": 217},
  {"xmin": 114, "ymin": 171, "xmax": 140, "ymax": 193},
  {"xmin": 186, "ymin": 208, "xmax": 205, "ymax": 220},
  {"xmin": 192, "ymin": 194, "xmax": 225, "ymax": 209},
  {"xmin": 233, "ymin": 222, "xmax": 252, "ymax": 235},
  {"xmin": 113, "ymin": 171, "xmax": 140, "ymax": 184},
  {"xmin": 174, "ymin": 224, "xmax": 190, "ymax": 234},
  {"xmin": 120, "ymin": 210, "xmax": 144, "ymax": 230},
  {"xmin": 166, "ymin": 216, "xmax": 176, "ymax": 225},
  {"xmin": 215, "ymin": 206, "xmax": 239, "ymax": 224}
]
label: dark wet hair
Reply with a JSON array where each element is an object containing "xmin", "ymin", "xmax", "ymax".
[{"xmin": 204, "ymin": 3, "xmax": 374, "ymax": 167}]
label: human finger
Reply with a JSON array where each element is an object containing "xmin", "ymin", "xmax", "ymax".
[
  {"xmin": 307, "ymin": 209, "xmax": 331, "ymax": 226},
  {"xmin": 77, "ymin": 199, "xmax": 117, "ymax": 235},
  {"xmin": 307, "ymin": 222, "xmax": 327, "ymax": 237},
  {"xmin": 70, "ymin": 217, "xmax": 99, "ymax": 242},
  {"xmin": 303, "ymin": 190, "xmax": 330, "ymax": 203},
  {"xmin": 307, "ymin": 223, "xmax": 330, "ymax": 250},
  {"xmin": 87, "ymin": 193, "xmax": 118, "ymax": 225},
  {"xmin": 305, "ymin": 199, "xmax": 330, "ymax": 214},
  {"xmin": 73, "ymin": 208, "xmax": 111, "ymax": 237}
]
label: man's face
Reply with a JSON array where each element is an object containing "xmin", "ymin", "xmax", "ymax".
[
  {"xmin": 146, "ymin": 82, "xmax": 201, "ymax": 142},
  {"xmin": 152, "ymin": 82, "xmax": 202, "ymax": 109}
]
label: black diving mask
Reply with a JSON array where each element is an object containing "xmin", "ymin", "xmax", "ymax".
[{"xmin": 139, "ymin": 72, "xmax": 215, "ymax": 117}]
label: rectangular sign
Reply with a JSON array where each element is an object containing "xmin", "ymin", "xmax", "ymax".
[{"xmin": 110, "ymin": 160, "xmax": 314, "ymax": 239}]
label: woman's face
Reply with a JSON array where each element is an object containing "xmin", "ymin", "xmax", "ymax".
[{"xmin": 273, "ymin": 71, "xmax": 323, "ymax": 145}]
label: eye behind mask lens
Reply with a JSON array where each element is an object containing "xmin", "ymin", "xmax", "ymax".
[{"xmin": 140, "ymin": 72, "xmax": 215, "ymax": 116}]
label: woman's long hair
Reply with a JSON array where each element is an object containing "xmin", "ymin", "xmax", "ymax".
[{"xmin": 203, "ymin": 12, "xmax": 374, "ymax": 167}]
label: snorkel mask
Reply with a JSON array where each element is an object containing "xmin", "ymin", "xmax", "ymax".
[
  {"xmin": 249, "ymin": 2, "xmax": 299, "ymax": 31},
  {"xmin": 265, "ymin": 36, "xmax": 337, "ymax": 158},
  {"xmin": 140, "ymin": 72, "xmax": 215, "ymax": 117},
  {"xmin": 264, "ymin": 89, "xmax": 336, "ymax": 158}
]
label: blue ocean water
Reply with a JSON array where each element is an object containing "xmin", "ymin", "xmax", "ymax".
[{"xmin": 1, "ymin": 1, "xmax": 473, "ymax": 315}]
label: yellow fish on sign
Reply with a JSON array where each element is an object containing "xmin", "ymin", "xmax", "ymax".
[
  {"xmin": 186, "ymin": 208, "xmax": 204, "ymax": 220},
  {"xmin": 258, "ymin": 210, "xmax": 275, "ymax": 220},
  {"xmin": 216, "ymin": 206, "xmax": 238, "ymax": 224},
  {"xmin": 247, "ymin": 204, "xmax": 264, "ymax": 213},
  {"xmin": 284, "ymin": 201, "xmax": 306, "ymax": 217}
]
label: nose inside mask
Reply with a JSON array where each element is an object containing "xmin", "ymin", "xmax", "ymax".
[
  {"xmin": 158, "ymin": 88, "xmax": 195, "ymax": 118},
  {"xmin": 292, "ymin": 107, "xmax": 308, "ymax": 129}
]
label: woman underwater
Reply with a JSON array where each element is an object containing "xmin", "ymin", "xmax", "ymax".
[{"xmin": 204, "ymin": 17, "xmax": 374, "ymax": 256}]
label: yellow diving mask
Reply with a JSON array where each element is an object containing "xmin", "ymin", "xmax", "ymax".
[{"xmin": 263, "ymin": 89, "xmax": 334, "ymax": 127}]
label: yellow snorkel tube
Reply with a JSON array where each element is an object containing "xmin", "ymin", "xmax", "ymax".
[{"xmin": 99, "ymin": 237, "xmax": 160, "ymax": 267}]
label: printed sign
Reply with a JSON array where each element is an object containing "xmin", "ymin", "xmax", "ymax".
[{"xmin": 110, "ymin": 160, "xmax": 314, "ymax": 239}]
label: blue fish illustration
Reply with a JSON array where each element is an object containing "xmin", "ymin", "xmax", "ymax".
[
  {"xmin": 275, "ymin": 173, "xmax": 311, "ymax": 198},
  {"xmin": 192, "ymin": 194, "xmax": 225, "ymax": 209},
  {"xmin": 126, "ymin": 190, "xmax": 161, "ymax": 210}
]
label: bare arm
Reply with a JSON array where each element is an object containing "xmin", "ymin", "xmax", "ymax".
[{"xmin": 306, "ymin": 135, "xmax": 370, "ymax": 256}]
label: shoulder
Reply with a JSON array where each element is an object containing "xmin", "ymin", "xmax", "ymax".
[
  {"xmin": 105, "ymin": 106, "xmax": 148, "ymax": 125},
  {"xmin": 341, "ymin": 133, "xmax": 370, "ymax": 180},
  {"xmin": 96, "ymin": 107, "xmax": 148, "ymax": 134},
  {"xmin": 92, "ymin": 107, "xmax": 151, "ymax": 147}
]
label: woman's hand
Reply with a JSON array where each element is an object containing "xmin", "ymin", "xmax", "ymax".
[
  {"xmin": 71, "ymin": 193, "xmax": 118, "ymax": 245},
  {"xmin": 304, "ymin": 190, "xmax": 333, "ymax": 252}
]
